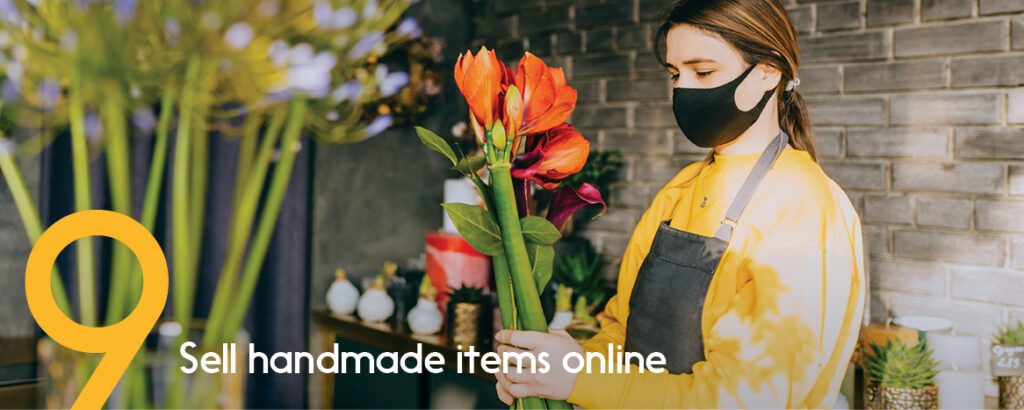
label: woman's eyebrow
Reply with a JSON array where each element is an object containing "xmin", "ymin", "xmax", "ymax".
[{"xmin": 682, "ymin": 58, "xmax": 717, "ymax": 65}]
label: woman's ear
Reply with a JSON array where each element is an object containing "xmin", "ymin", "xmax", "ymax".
[{"xmin": 756, "ymin": 63, "xmax": 782, "ymax": 92}]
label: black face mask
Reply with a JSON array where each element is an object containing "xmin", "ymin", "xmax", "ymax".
[{"xmin": 672, "ymin": 64, "xmax": 773, "ymax": 148}]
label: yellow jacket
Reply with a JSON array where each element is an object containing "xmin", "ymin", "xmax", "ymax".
[{"xmin": 567, "ymin": 147, "xmax": 865, "ymax": 408}]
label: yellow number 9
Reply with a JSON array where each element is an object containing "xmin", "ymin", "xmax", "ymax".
[{"xmin": 25, "ymin": 210, "xmax": 168, "ymax": 409}]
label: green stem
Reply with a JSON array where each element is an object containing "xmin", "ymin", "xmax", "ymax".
[
  {"xmin": 219, "ymin": 97, "xmax": 306, "ymax": 342},
  {"xmin": 101, "ymin": 93, "xmax": 134, "ymax": 326},
  {"xmin": 0, "ymin": 145, "xmax": 71, "ymax": 315},
  {"xmin": 492, "ymin": 254, "xmax": 516, "ymax": 329},
  {"xmin": 68, "ymin": 84, "xmax": 97, "ymax": 326},
  {"xmin": 232, "ymin": 113, "xmax": 261, "ymax": 207},
  {"xmin": 202, "ymin": 109, "xmax": 285, "ymax": 348},
  {"xmin": 189, "ymin": 67, "xmax": 215, "ymax": 278}
]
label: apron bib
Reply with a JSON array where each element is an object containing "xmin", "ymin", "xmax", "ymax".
[{"xmin": 624, "ymin": 132, "xmax": 789, "ymax": 375}]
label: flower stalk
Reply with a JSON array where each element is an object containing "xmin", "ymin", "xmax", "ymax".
[{"xmin": 68, "ymin": 82, "xmax": 98, "ymax": 327}]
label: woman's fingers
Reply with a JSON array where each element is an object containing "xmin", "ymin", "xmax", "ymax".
[
  {"xmin": 495, "ymin": 382, "xmax": 513, "ymax": 405},
  {"xmin": 494, "ymin": 329, "xmax": 547, "ymax": 350},
  {"xmin": 495, "ymin": 362, "xmax": 536, "ymax": 398}
]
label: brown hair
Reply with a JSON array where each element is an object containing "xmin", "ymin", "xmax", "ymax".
[{"xmin": 655, "ymin": 0, "xmax": 817, "ymax": 161}]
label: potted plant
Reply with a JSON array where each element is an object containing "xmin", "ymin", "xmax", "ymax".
[
  {"xmin": 864, "ymin": 339, "xmax": 939, "ymax": 410},
  {"xmin": 551, "ymin": 244, "xmax": 607, "ymax": 340},
  {"xmin": 445, "ymin": 285, "xmax": 491, "ymax": 351},
  {"xmin": 993, "ymin": 321, "xmax": 1024, "ymax": 409}
]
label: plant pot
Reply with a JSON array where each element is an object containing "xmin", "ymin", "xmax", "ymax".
[
  {"xmin": 446, "ymin": 301, "xmax": 492, "ymax": 351},
  {"xmin": 38, "ymin": 322, "xmax": 248, "ymax": 409},
  {"xmin": 864, "ymin": 380, "xmax": 938, "ymax": 410},
  {"xmin": 1000, "ymin": 375, "xmax": 1024, "ymax": 410}
]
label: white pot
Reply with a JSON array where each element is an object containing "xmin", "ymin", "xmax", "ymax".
[
  {"xmin": 326, "ymin": 279, "xmax": 360, "ymax": 316},
  {"xmin": 549, "ymin": 311, "xmax": 574, "ymax": 331},
  {"xmin": 357, "ymin": 289, "xmax": 394, "ymax": 323},
  {"xmin": 407, "ymin": 298, "xmax": 444, "ymax": 335}
]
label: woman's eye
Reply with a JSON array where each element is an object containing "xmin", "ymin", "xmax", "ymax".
[
  {"xmin": 669, "ymin": 73, "xmax": 680, "ymax": 82},
  {"xmin": 696, "ymin": 71, "xmax": 713, "ymax": 78}
]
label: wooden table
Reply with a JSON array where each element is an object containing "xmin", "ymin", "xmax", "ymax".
[{"xmin": 311, "ymin": 310, "xmax": 495, "ymax": 408}]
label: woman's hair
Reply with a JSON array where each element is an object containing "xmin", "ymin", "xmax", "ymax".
[{"xmin": 655, "ymin": 0, "xmax": 817, "ymax": 161}]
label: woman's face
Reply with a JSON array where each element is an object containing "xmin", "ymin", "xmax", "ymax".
[{"xmin": 664, "ymin": 24, "xmax": 780, "ymax": 111}]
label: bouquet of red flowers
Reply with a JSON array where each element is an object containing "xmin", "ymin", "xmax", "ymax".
[{"xmin": 415, "ymin": 47, "xmax": 605, "ymax": 410}]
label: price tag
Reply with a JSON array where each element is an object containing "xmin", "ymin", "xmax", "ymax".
[{"xmin": 991, "ymin": 345, "xmax": 1024, "ymax": 377}]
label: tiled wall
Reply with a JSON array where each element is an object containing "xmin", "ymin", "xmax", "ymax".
[{"xmin": 471, "ymin": 0, "xmax": 1024, "ymax": 367}]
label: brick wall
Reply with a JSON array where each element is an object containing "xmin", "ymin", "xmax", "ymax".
[{"xmin": 471, "ymin": 0, "xmax": 1024, "ymax": 362}]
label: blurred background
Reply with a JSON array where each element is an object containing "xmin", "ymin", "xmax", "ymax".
[{"xmin": 1, "ymin": 0, "xmax": 1023, "ymax": 408}]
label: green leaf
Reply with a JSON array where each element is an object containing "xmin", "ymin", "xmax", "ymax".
[
  {"xmin": 453, "ymin": 155, "xmax": 486, "ymax": 174},
  {"xmin": 521, "ymin": 216, "xmax": 561, "ymax": 245},
  {"xmin": 526, "ymin": 243, "xmax": 555, "ymax": 294},
  {"xmin": 415, "ymin": 126, "xmax": 457, "ymax": 166},
  {"xmin": 441, "ymin": 203, "xmax": 504, "ymax": 256}
]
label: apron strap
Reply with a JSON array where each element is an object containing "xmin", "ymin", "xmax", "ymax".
[{"xmin": 713, "ymin": 131, "xmax": 790, "ymax": 241}]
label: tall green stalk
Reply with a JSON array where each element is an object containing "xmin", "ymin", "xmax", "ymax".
[
  {"xmin": 218, "ymin": 97, "xmax": 306, "ymax": 343},
  {"xmin": 101, "ymin": 93, "xmax": 135, "ymax": 326},
  {"xmin": 201, "ymin": 109, "xmax": 285, "ymax": 348},
  {"xmin": 0, "ymin": 145, "xmax": 71, "ymax": 315},
  {"xmin": 68, "ymin": 83, "xmax": 97, "ymax": 327}
]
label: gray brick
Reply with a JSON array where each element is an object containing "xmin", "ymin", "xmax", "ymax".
[
  {"xmin": 575, "ymin": 53, "xmax": 632, "ymax": 78},
  {"xmin": 1011, "ymin": 165, "xmax": 1024, "ymax": 195},
  {"xmin": 895, "ymin": 21, "xmax": 1006, "ymax": 57},
  {"xmin": 980, "ymin": 0, "xmax": 1024, "ymax": 14},
  {"xmin": 871, "ymin": 259, "xmax": 947, "ymax": 297},
  {"xmin": 1015, "ymin": 17, "xmax": 1024, "ymax": 49},
  {"xmin": 818, "ymin": 1, "xmax": 861, "ymax": 31},
  {"xmin": 635, "ymin": 51, "xmax": 665, "ymax": 75},
  {"xmin": 607, "ymin": 78, "xmax": 670, "ymax": 102},
  {"xmin": 634, "ymin": 156, "xmax": 692, "ymax": 182},
  {"xmin": 1011, "ymin": 90, "xmax": 1024, "ymax": 124},
  {"xmin": 585, "ymin": 207, "xmax": 639, "ymax": 233},
  {"xmin": 885, "ymin": 293, "xmax": 1004, "ymax": 337},
  {"xmin": 894, "ymin": 230, "xmax": 1004, "ymax": 266},
  {"xmin": 639, "ymin": 0, "xmax": 674, "ymax": 21},
  {"xmin": 866, "ymin": 225, "xmax": 890, "ymax": 256},
  {"xmin": 635, "ymin": 104, "xmax": 675, "ymax": 128},
  {"xmin": 788, "ymin": 5, "xmax": 814, "ymax": 34},
  {"xmin": 807, "ymin": 97, "xmax": 886, "ymax": 126},
  {"xmin": 575, "ymin": 80, "xmax": 602, "ymax": 103},
  {"xmin": 867, "ymin": 0, "xmax": 916, "ymax": 26},
  {"xmin": 602, "ymin": 130, "xmax": 672, "ymax": 155},
  {"xmin": 555, "ymin": 31, "xmax": 582, "ymax": 55},
  {"xmin": 494, "ymin": 0, "xmax": 542, "ymax": 15},
  {"xmin": 800, "ymin": 66, "xmax": 841, "ymax": 94},
  {"xmin": 601, "ymin": 234, "xmax": 630, "ymax": 261},
  {"xmin": 477, "ymin": 16, "xmax": 516, "ymax": 39},
  {"xmin": 893, "ymin": 162, "xmax": 1005, "ymax": 194},
  {"xmin": 952, "ymin": 56, "xmax": 1024, "ymax": 87},
  {"xmin": 956, "ymin": 127, "xmax": 1024, "ymax": 159},
  {"xmin": 847, "ymin": 128, "xmax": 949, "ymax": 158},
  {"xmin": 845, "ymin": 60, "xmax": 947, "ymax": 92},
  {"xmin": 815, "ymin": 128, "xmax": 843, "ymax": 158},
  {"xmin": 865, "ymin": 195, "xmax": 914, "ymax": 224},
  {"xmin": 618, "ymin": 25, "xmax": 652, "ymax": 50},
  {"xmin": 951, "ymin": 269, "xmax": 1024, "ymax": 306},
  {"xmin": 519, "ymin": 7, "xmax": 571, "ymax": 34},
  {"xmin": 821, "ymin": 161, "xmax": 888, "ymax": 190},
  {"xmin": 612, "ymin": 184, "xmax": 652, "ymax": 208},
  {"xmin": 801, "ymin": 31, "xmax": 890, "ymax": 62},
  {"xmin": 891, "ymin": 94, "xmax": 1003, "ymax": 126},
  {"xmin": 526, "ymin": 34, "xmax": 553, "ymax": 57},
  {"xmin": 672, "ymin": 129, "xmax": 706, "ymax": 155},
  {"xmin": 587, "ymin": 28, "xmax": 615, "ymax": 52},
  {"xmin": 917, "ymin": 197, "xmax": 972, "ymax": 229},
  {"xmin": 976, "ymin": 199, "xmax": 1024, "ymax": 232},
  {"xmin": 1014, "ymin": 238, "xmax": 1024, "ymax": 269},
  {"xmin": 572, "ymin": 105, "xmax": 630, "ymax": 128},
  {"xmin": 577, "ymin": 2, "xmax": 635, "ymax": 28},
  {"xmin": 921, "ymin": 0, "xmax": 975, "ymax": 20}
]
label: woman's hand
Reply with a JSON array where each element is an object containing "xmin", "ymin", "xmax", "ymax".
[{"xmin": 492, "ymin": 329, "xmax": 583, "ymax": 405}]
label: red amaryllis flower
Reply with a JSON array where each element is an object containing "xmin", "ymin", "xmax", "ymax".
[
  {"xmin": 454, "ymin": 47, "xmax": 505, "ymax": 141},
  {"xmin": 547, "ymin": 183, "xmax": 606, "ymax": 230},
  {"xmin": 511, "ymin": 123, "xmax": 589, "ymax": 189},
  {"xmin": 513, "ymin": 53, "xmax": 577, "ymax": 139}
]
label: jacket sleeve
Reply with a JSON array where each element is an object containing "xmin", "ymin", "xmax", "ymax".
[{"xmin": 566, "ymin": 237, "xmax": 862, "ymax": 408}]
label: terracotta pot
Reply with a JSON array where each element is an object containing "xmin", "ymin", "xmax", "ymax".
[
  {"xmin": 865, "ymin": 381, "xmax": 938, "ymax": 410},
  {"xmin": 1000, "ymin": 375, "xmax": 1024, "ymax": 410}
]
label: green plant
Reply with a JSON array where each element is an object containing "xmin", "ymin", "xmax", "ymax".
[
  {"xmin": 995, "ymin": 321, "xmax": 1024, "ymax": 345},
  {"xmin": 866, "ymin": 339, "xmax": 939, "ymax": 389},
  {"xmin": 563, "ymin": 150, "xmax": 624, "ymax": 193},
  {"xmin": 446, "ymin": 285, "xmax": 488, "ymax": 305},
  {"xmin": 553, "ymin": 245, "xmax": 607, "ymax": 312}
]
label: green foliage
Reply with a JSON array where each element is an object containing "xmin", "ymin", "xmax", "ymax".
[
  {"xmin": 553, "ymin": 244, "xmax": 607, "ymax": 311},
  {"xmin": 526, "ymin": 242, "xmax": 555, "ymax": 294},
  {"xmin": 563, "ymin": 150, "xmax": 624, "ymax": 192},
  {"xmin": 447, "ymin": 285, "xmax": 488, "ymax": 305},
  {"xmin": 441, "ymin": 203, "xmax": 504, "ymax": 256},
  {"xmin": 415, "ymin": 126, "xmax": 458, "ymax": 166},
  {"xmin": 995, "ymin": 321, "xmax": 1024, "ymax": 345},
  {"xmin": 521, "ymin": 216, "xmax": 561, "ymax": 245},
  {"xmin": 865, "ymin": 339, "xmax": 938, "ymax": 389}
]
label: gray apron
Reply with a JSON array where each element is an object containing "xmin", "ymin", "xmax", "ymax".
[{"xmin": 624, "ymin": 132, "xmax": 789, "ymax": 374}]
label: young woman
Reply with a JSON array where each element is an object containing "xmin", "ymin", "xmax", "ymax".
[{"xmin": 493, "ymin": 0, "xmax": 865, "ymax": 407}]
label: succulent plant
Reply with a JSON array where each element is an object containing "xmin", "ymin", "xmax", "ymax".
[
  {"xmin": 866, "ymin": 339, "xmax": 939, "ymax": 390},
  {"xmin": 995, "ymin": 320, "xmax": 1024, "ymax": 345},
  {"xmin": 553, "ymin": 245, "xmax": 607, "ymax": 311},
  {"xmin": 447, "ymin": 285, "xmax": 488, "ymax": 305}
]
